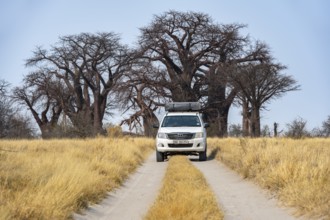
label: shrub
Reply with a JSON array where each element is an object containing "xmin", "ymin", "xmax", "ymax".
[{"xmin": 106, "ymin": 125, "xmax": 123, "ymax": 138}]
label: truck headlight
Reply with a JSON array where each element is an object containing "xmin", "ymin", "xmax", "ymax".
[
  {"xmin": 195, "ymin": 132, "xmax": 203, "ymax": 138},
  {"xmin": 158, "ymin": 133, "xmax": 167, "ymax": 139}
]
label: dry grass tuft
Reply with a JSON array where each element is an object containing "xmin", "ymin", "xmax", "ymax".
[
  {"xmin": 208, "ymin": 138, "xmax": 330, "ymax": 219},
  {"xmin": 145, "ymin": 156, "xmax": 223, "ymax": 220},
  {"xmin": 0, "ymin": 137, "xmax": 153, "ymax": 220}
]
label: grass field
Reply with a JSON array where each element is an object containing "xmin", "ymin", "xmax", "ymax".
[
  {"xmin": 1, "ymin": 137, "xmax": 328, "ymax": 219},
  {"xmin": 0, "ymin": 137, "xmax": 153, "ymax": 220},
  {"xmin": 145, "ymin": 156, "xmax": 223, "ymax": 220},
  {"xmin": 208, "ymin": 138, "xmax": 330, "ymax": 219}
]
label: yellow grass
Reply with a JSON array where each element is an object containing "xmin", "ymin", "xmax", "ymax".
[
  {"xmin": 0, "ymin": 137, "xmax": 154, "ymax": 220},
  {"xmin": 145, "ymin": 156, "xmax": 224, "ymax": 220},
  {"xmin": 208, "ymin": 138, "xmax": 330, "ymax": 219}
]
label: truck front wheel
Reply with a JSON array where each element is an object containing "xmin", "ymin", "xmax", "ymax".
[
  {"xmin": 199, "ymin": 148, "xmax": 207, "ymax": 161},
  {"xmin": 156, "ymin": 150, "xmax": 164, "ymax": 162}
]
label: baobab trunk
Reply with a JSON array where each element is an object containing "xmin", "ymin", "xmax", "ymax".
[
  {"xmin": 242, "ymin": 99, "xmax": 251, "ymax": 137},
  {"xmin": 143, "ymin": 114, "xmax": 159, "ymax": 137},
  {"xmin": 250, "ymin": 106, "xmax": 261, "ymax": 137}
]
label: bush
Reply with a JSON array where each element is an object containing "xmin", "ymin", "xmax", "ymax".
[
  {"xmin": 106, "ymin": 125, "xmax": 123, "ymax": 138},
  {"xmin": 285, "ymin": 117, "xmax": 310, "ymax": 139}
]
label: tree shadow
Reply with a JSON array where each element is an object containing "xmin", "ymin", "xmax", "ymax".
[
  {"xmin": 207, "ymin": 147, "xmax": 220, "ymax": 160},
  {"xmin": 188, "ymin": 148, "xmax": 220, "ymax": 162}
]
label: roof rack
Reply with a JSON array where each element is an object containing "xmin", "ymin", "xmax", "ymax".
[{"xmin": 165, "ymin": 102, "xmax": 201, "ymax": 112}]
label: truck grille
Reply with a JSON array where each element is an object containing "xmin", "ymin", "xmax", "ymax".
[
  {"xmin": 167, "ymin": 133, "xmax": 194, "ymax": 140},
  {"xmin": 168, "ymin": 144, "xmax": 193, "ymax": 148}
]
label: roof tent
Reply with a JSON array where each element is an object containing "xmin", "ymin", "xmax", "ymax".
[{"xmin": 165, "ymin": 102, "xmax": 201, "ymax": 112}]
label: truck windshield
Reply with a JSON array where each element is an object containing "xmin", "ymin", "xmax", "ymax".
[{"xmin": 161, "ymin": 115, "xmax": 201, "ymax": 127}]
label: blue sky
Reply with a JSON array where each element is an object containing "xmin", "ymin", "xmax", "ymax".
[{"xmin": 0, "ymin": 0, "xmax": 329, "ymax": 131}]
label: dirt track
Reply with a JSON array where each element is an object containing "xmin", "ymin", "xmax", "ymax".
[
  {"xmin": 74, "ymin": 152, "xmax": 300, "ymax": 220},
  {"xmin": 73, "ymin": 153, "xmax": 167, "ymax": 220},
  {"xmin": 193, "ymin": 157, "xmax": 300, "ymax": 220}
]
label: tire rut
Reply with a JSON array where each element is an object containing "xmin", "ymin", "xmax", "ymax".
[
  {"xmin": 73, "ymin": 153, "xmax": 303, "ymax": 220},
  {"xmin": 73, "ymin": 153, "xmax": 168, "ymax": 220},
  {"xmin": 192, "ymin": 158, "xmax": 302, "ymax": 220}
]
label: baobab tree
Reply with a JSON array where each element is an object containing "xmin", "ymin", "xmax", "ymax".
[
  {"xmin": 20, "ymin": 32, "xmax": 130, "ymax": 136},
  {"xmin": 234, "ymin": 61, "xmax": 300, "ymax": 137},
  {"xmin": 12, "ymin": 71, "xmax": 63, "ymax": 138},
  {"xmin": 136, "ymin": 10, "xmax": 270, "ymax": 136},
  {"xmin": 115, "ymin": 61, "xmax": 168, "ymax": 136}
]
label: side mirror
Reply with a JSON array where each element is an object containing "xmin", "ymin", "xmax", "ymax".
[
  {"xmin": 204, "ymin": 123, "xmax": 210, "ymax": 128},
  {"xmin": 153, "ymin": 124, "xmax": 159, "ymax": 129}
]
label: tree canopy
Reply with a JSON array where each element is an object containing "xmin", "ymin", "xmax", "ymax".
[{"xmin": 6, "ymin": 11, "xmax": 302, "ymax": 138}]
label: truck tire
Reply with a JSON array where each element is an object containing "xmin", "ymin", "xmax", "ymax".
[
  {"xmin": 156, "ymin": 150, "xmax": 164, "ymax": 162},
  {"xmin": 199, "ymin": 149, "xmax": 207, "ymax": 161}
]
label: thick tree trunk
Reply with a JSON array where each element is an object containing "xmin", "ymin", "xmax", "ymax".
[
  {"xmin": 143, "ymin": 114, "xmax": 159, "ymax": 137},
  {"xmin": 207, "ymin": 72, "xmax": 236, "ymax": 137},
  {"xmin": 250, "ymin": 106, "xmax": 261, "ymax": 137},
  {"xmin": 206, "ymin": 105, "xmax": 230, "ymax": 137},
  {"xmin": 218, "ymin": 110, "xmax": 229, "ymax": 137},
  {"xmin": 25, "ymin": 102, "xmax": 62, "ymax": 139},
  {"xmin": 170, "ymin": 80, "xmax": 197, "ymax": 102},
  {"xmin": 40, "ymin": 124, "xmax": 58, "ymax": 139},
  {"xmin": 93, "ymin": 94, "xmax": 104, "ymax": 136},
  {"xmin": 242, "ymin": 98, "xmax": 251, "ymax": 137}
]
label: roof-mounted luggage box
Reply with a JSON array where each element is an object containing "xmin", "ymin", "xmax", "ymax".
[{"xmin": 165, "ymin": 102, "xmax": 201, "ymax": 112}]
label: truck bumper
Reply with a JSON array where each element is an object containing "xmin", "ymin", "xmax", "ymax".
[{"xmin": 156, "ymin": 138, "xmax": 206, "ymax": 153}]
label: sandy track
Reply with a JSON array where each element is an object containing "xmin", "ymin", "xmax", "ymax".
[
  {"xmin": 74, "ymin": 152, "xmax": 301, "ymax": 220},
  {"xmin": 192, "ymin": 157, "xmax": 300, "ymax": 220},
  {"xmin": 73, "ymin": 153, "xmax": 168, "ymax": 220}
]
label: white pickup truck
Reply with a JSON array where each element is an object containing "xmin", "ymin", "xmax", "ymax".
[{"xmin": 153, "ymin": 102, "xmax": 209, "ymax": 162}]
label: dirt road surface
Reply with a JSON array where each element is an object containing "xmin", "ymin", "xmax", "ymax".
[
  {"xmin": 74, "ymin": 152, "xmax": 300, "ymax": 220},
  {"xmin": 192, "ymin": 158, "xmax": 300, "ymax": 220},
  {"xmin": 73, "ymin": 153, "xmax": 168, "ymax": 220}
]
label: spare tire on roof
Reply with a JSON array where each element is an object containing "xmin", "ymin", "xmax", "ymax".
[{"xmin": 165, "ymin": 102, "xmax": 201, "ymax": 112}]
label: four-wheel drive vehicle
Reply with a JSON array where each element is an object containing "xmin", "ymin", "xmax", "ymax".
[{"xmin": 153, "ymin": 102, "xmax": 209, "ymax": 162}]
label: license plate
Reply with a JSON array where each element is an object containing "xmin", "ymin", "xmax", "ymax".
[{"xmin": 173, "ymin": 140, "xmax": 189, "ymax": 144}]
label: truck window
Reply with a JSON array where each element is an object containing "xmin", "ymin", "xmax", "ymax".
[{"xmin": 161, "ymin": 116, "xmax": 201, "ymax": 127}]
